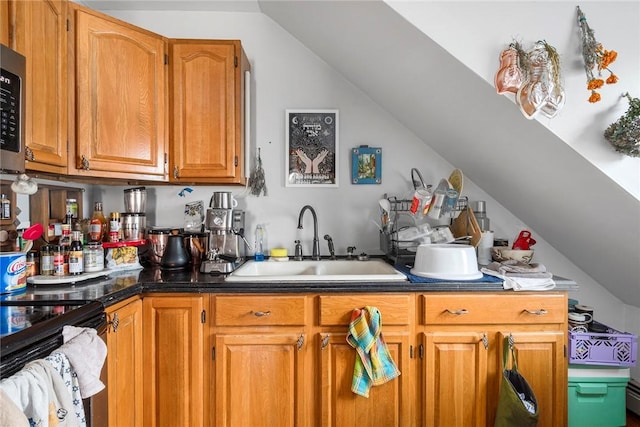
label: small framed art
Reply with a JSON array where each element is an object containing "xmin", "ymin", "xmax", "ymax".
[
  {"xmin": 286, "ymin": 109, "xmax": 339, "ymax": 187},
  {"xmin": 351, "ymin": 146, "xmax": 381, "ymax": 184}
]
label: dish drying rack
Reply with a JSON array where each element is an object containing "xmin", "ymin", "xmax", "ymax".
[{"xmin": 380, "ymin": 168, "xmax": 468, "ymax": 264}]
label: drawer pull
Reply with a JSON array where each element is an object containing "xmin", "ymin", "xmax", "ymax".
[
  {"xmin": 251, "ymin": 310, "xmax": 271, "ymax": 317},
  {"xmin": 445, "ymin": 309, "xmax": 468, "ymax": 315},
  {"xmin": 296, "ymin": 334, "xmax": 305, "ymax": 350},
  {"xmin": 523, "ymin": 309, "xmax": 548, "ymax": 315},
  {"xmin": 482, "ymin": 333, "xmax": 489, "ymax": 349}
]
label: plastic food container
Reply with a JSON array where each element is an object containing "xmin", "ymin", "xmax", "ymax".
[
  {"xmin": 410, "ymin": 244, "xmax": 482, "ymax": 280},
  {"xmin": 0, "ymin": 252, "xmax": 27, "ymax": 294}
]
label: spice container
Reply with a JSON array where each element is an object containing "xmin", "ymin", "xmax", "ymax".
[
  {"xmin": 83, "ymin": 242, "xmax": 104, "ymax": 272},
  {"xmin": 40, "ymin": 245, "xmax": 53, "ymax": 275},
  {"xmin": 1, "ymin": 194, "xmax": 10, "ymax": 219},
  {"xmin": 52, "ymin": 245, "xmax": 66, "ymax": 276},
  {"xmin": 109, "ymin": 212, "xmax": 122, "ymax": 242},
  {"xmin": 25, "ymin": 251, "xmax": 37, "ymax": 277}
]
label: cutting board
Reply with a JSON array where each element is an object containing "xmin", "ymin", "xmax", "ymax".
[{"xmin": 449, "ymin": 206, "xmax": 482, "ymax": 247}]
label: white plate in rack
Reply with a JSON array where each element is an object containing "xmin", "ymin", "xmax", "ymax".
[{"xmin": 27, "ymin": 269, "xmax": 112, "ymax": 285}]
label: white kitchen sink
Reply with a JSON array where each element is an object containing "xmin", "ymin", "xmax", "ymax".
[{"xmin": 225, "ymin": 259, "xmax": 407, "ymax": 282}]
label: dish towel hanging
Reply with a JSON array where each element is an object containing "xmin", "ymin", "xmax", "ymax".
[
  {"xmin": 56, "ymin": 325, "xmax": 107, "ymax": 398},
  {"xmin": 346, "ymin": 306, "xmax": 400, "ymax": 397},
  {"xmin": 0, "ymin": 359, "xmax": 80, "ymax": 427}
]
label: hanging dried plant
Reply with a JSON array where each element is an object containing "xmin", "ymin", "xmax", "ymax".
[
  {"xmin": 577, "ymin": 6, "xmax": 619, "ymax": 103},
  {"xmin": 604, "ymin": 93, "xmax": 640, "ymax": 157}
]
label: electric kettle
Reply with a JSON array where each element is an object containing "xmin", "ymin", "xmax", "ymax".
[{"xmin": 160, "ymin": 234, "xmax": 189, "ymax": 270}]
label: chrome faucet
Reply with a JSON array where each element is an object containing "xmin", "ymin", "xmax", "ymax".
[{"xmin": 297, "ymin": 205, "xmax": 320, "ymax": 260}]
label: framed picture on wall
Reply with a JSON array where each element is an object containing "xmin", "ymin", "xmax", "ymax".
[
  {"xmin": 351, "ymin": 146, "xmax": 381, "ymax": 184},
  {"xmin": 285, "ymin": 109, "xmax": 339, "ymax": 187}
]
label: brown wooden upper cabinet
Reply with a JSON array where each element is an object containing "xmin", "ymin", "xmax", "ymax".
[
  {"xmin": 1, "ymin": 0, "xmax": 9, "ymax": 45},
  {"xmin": 70, "ymin": 3, "xmax": 168, "ymax": 181},
  {"xmin": 169, "ymin": 40, "xmax": 250, "ymax": 184},
  {"xmin": 10, "ymin": 0, "xmax": 69, "ymax": 174}
]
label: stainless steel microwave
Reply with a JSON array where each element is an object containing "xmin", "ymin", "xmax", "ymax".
[{"xmin": 1, "ymin": 44, "xmax": 26, "ymax": 174}]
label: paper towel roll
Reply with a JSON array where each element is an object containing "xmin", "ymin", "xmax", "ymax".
[{"xmin": 477, "ymin": 231, "xmax": 494, "ymax": 265}]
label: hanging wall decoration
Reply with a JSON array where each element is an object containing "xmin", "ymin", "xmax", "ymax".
[
  {"xmin": 604, "ymin": 93, "xmax": 639, "ymax": 157},
  {"xmin": 577, "ymin": 6, "xmax": 619, "ymax": 103},
  {"xmin": 351, "ymin": 146, "xmax": 381, "ymax": 184},
  {"xmin": 494, "ymin": 40, "xmax": 565, "ymax": 120}
]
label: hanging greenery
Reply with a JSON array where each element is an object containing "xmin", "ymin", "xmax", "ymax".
[
  {"xmin": 604, "ymin": 93, "xmax": 640, "ymax": 157},
  {"xmin": 577, "ymin": 6, "xmax": 619, "ymax": 103}
]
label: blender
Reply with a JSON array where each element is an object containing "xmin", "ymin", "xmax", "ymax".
[{"xmin": 200, "ymin": 192, "xmax": 248, "ymax": 273}]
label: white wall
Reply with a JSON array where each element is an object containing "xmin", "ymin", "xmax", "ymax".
[
  {"xmin": 387, "ymin": 0, "xmax": 640, "ymax": 378},
  {"xmin": 86, "ymin": 7, "xmax": 637, "ymax": 377}
]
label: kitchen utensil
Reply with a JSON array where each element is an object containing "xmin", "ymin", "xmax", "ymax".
[
  {"xmin": 183, "ymin": 232, "xmax": 208, "ymax": 267},
  {"xmin": 249, "ymin": 147, "xmax": 267, "ymax": 196},
  {"xmin": 448, "ymin": 168, "xmax": 464, "ymax": 194},
  {"xmin": 411, "ymin": 243, "xmax": 483, "ymax": 280},
  {"xmin": 21, "ymin": 223, "xmax": 43, "ymax": 253},
  {"xmin": 124, "ymin": 187, "xmax": 147, "ymax": 213},
  {"xmin": 147, "ymin": 228, "xmax": 173, "ymax": 264},
  {"xmin": 210, "ymin": 191, "xmax": 238, "ymax": 209},
  {"xmin": 449, "ymin": 206, "xmax": 482, "ymax": 247},
  {"xmin": 161, "ymin": 234, "xmax": 189, "ymax": 270}
]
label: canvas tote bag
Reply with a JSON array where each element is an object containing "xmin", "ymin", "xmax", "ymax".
[{"xmin": 494, "ymin": 336, "xmax": 539, "ymax": 427}]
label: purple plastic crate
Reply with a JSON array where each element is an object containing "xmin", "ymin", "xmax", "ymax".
[{"xmin": 569, "ymin": 321, "xmax": 638, "ymax": 367}]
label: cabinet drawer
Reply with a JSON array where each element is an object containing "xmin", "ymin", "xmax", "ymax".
[
  {"xmin": 213, "ymin": 295, "xmax": 307, "ymax": 326},
  {"xmin": 422, "ymin": 293, "xmax": 566, "ymax": 325},
  {"xmin": 318, "ymin": 294, "xmax": 412, "ymax": 326}
]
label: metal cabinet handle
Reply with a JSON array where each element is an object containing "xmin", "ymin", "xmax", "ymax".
[
  {"xmin": 25, "ymin": 146, "xmax": 35, "ymax": 162},
  {"xmin": 108, "ymin": 312, "xmax": 119, "ymax": 333},
  {"xmin": 321, "ymin": 334, "xmax": 330, "ymax": 350},
  {"xmin": 482, "ymin": 333, "xmax": 489, "ymax": 349},
  {"xmin": 251, "ymin": 310, "xmax": 271, "ymax": 317},
  {"xmin": 296, "ymin": 334, "xmax": 304, "ymax": 350},
  {"xmin": 445, "ymin": 308, "xmax": 468, "ymax": 315},
  {"xmin": 81, "ymin": 155, "xmax": 90, "ymax": 170},
  {"xmin": 523, "ymin": 309, "xmax": 547, "ymax": 315}
]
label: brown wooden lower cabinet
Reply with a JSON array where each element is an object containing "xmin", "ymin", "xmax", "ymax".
[
  {"xmin": 105, "ymin": 297, "xmax": 143, "ymax": 427},
  {"xmin": 133, "ymin": 291, "xmax": 567, "ymax": 427}
]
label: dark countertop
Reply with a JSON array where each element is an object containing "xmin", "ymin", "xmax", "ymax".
[{"xmin": 3, "ymin": 264, "xmax": 578, "ymax": 309}]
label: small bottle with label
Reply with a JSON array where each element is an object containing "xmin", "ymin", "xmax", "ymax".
[
  {"xmin": 109, "ymin": 212, "xmax": 121, "ymax": 242},
  {"xmin": 52, "ymin": 245, "xmax": 66, "ymax": 276},
  {"xmin": 68, "ymin": 231, "xmax": 84, "ymax": 275},
  {"xmin": 90, "ymin": 202, "xmax": 108, "ymax": 242},
  {"xmin": 0, "ymin": 194, "xmax": 10, "ymax": 219},
  {"xmin": 40, "ymin": 245, "xmax": 54, "ymax": 276}
]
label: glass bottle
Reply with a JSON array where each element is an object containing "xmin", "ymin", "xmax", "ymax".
[
  {"xmin": 90, "ymin": 202, "xmax": 108, "ymax": 242},
  {"xmin": 40, "ymin": 245, "xmax": 54, "ymax": 276},
  {"xmin": 68, "ymin": 231, "xmax": 84, "ymax": 275},
  {"xmin": 0, "ymin": 193, "xmax": 10, "ymax": 219}
]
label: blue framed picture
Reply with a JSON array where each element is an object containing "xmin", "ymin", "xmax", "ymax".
[{"xmin": 351, "ymin": 146, "xmax": 381, "ymax": 184}]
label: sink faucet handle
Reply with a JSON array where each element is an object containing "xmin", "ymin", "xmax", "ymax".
[{"xmin": 346, "ymin": 246, "xmax": 356, "ymax": 259}]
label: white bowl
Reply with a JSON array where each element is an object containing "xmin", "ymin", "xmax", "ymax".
[{"xmin": 411, "ymin": 243, "xmax": 482, "ymax": 280}]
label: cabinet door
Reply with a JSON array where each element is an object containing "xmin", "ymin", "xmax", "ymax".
[
  {"xmin": 73, "ymin": 5, "xmax": 167, "ymax": 180},
  {"xmin": 319, "ymin": 331, "xmax": 413, "ymax": 427},
  {"xmin": 1, "ymin": 0, "xmax": 9, "ymax": 45},
  {"xmin": 105, "ymin": 298, "xmax": 143, "ymax": 427},
  {"xmin": 422, "ymin": 331, "xmax": 488, "ymax": 427},
  {"xmin": 169, "ymin": 40, "xmax": 247, "ymax": 183},
  {"xmin": 143, "ymin": 296, "xmax": 204, "ymax": 427},
  {"xmin": 495, "ymin": 331, "xmax": 566, "ymax": 427},
  {"xmin": 214, "ymin": 332, "xmax": 309, "ymax": 427},
  {"xmin": 11, "ymin": 0, "xmax": 68, "ymax": 173}
]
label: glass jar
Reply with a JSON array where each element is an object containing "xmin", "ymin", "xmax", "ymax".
[
  {"xmin": 83, "ymin": 242, "xmax": 104, "ymax": 272},
  {"xmin": 40, "ymin": 245, "xmax": 54, "ymax": 276},
  {"xmin": 52, "ymin": 245, "xmax": 66, "ymax": 276}
]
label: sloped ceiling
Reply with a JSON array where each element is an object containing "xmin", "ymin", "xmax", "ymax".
[
  {"xmin": 82, "ymin": 0, "xmax": 639, "ymax": 306},
  {"xmin": 257, "ymin": 0, "xmax": 640, "ymax": 306}
]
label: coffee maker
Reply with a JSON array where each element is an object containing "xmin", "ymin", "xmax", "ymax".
[{"xmin": 200, "ymin": 192, "xmax": 248, "ymax": 274}]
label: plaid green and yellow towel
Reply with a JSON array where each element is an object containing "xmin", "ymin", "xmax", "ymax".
[{"xmin": 346, "ymin": 306, "xmax": 400, "ymax": 397}]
